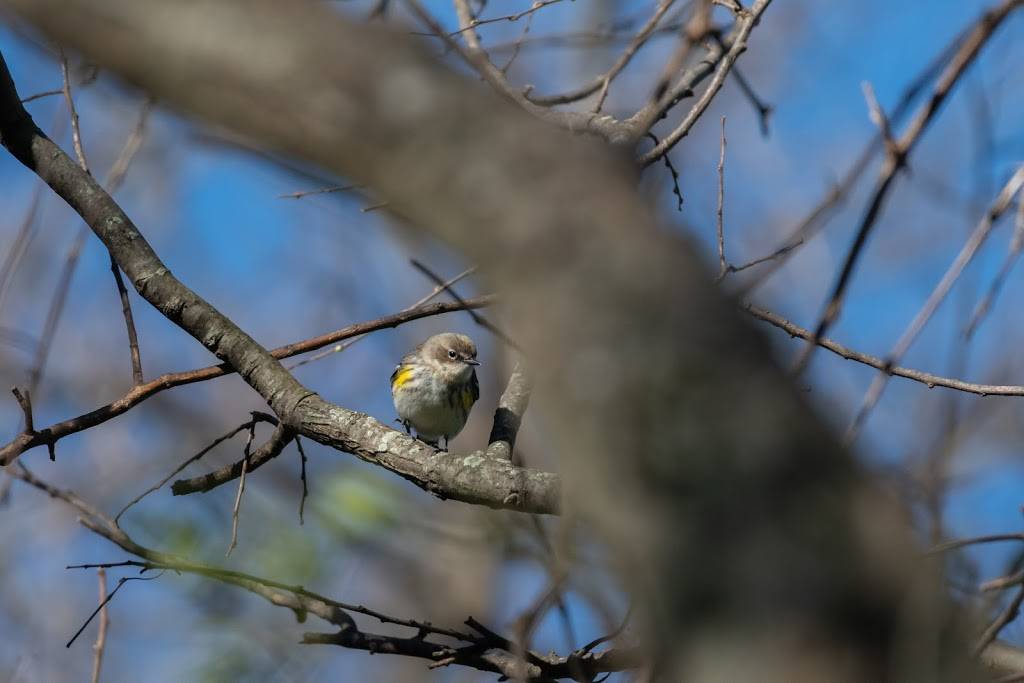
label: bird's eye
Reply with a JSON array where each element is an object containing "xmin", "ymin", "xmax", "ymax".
[{"xmin": 448, "ymin": 349, "xmax": 457, "ymax": 359}]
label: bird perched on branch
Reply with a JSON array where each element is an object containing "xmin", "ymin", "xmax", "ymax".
[{"xmin": 391, "ymin": 332, "xmax": 479, "ymax": 450}]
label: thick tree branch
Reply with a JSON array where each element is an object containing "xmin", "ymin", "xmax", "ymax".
[
  {"xmin": 0, "ymin": 58, "xmax": 556, "ymax": 514},
  {"xmin": 0, "ymin": 1, "xmax": 982, "ymax": 677}
]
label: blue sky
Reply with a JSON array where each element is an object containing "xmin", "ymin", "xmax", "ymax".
[{"xmin": 3, "ymin": 0, "xmax": 1024, "ymax": 679}]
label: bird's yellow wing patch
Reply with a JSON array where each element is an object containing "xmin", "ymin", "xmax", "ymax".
[
  {"xmin": 391, "ymin": 365, "xmax": 416, "ymax": 390},
  {"xmin": 461, "ymin": 385, "xmax": 477, "ymax": 412}
]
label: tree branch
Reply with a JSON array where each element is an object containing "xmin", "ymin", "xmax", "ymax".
[
  {"xmin": 0, "ymin": 56, "xmax": 558, "ymax": 514},
  {"xmin": 0, "ymin": 296, "xmax": 491, "ymax": 465},
  {"xmin": 793, "ymin": 0, "xmax": 1024, "ymax": 374},
  {"xmin": 11, "ymin": 466, "xmax": 634, "ymax": 680}
]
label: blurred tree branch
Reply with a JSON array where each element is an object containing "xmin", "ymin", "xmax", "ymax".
[{"xmin": 0, "ymin": 0, "xmax": 998, "ymax": 678}]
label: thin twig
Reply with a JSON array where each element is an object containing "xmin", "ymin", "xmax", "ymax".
[
  {"xmin": 360, "ymin": 201, "xmax": 389, "ymax": 213},
  {"xmin": 861, "ymin": 81, "xmax": 897, "ymax": 157},
  {"xmin": 747, "ymin": 303, "xmax": 1024, "ymax": 397},
  {"xmin": 715, "ymin": 116, "xmax": 727, "ymax": 280},
  {"xmin": 0, "ymin": 182, "xmax": 46, "ymax": 318},
  {"xmin": 645, "ymin": 132, "xmax": 683, "ymax": 210},
  {"xmin": 792, "ymin": 1, "xmax": 1024, "ymax": 374},
  {"xmin": 930, "ymin": 533, "xmax": 1024, "ymax": 555},
  {"xmin": 114, "ymin": 415, "xmax": 273, "ymax": 523},
  {"xmin": 639, "ymin": 0, "xmax": 772, "ymax": 166},
  {"xmin": 296, "ymin": 436, "xmax": 309, "ymax": 525},
  {"xmin": 106, "ymin": 101, "xmax": 153, "ymax": 386},
  {"xmin": 11, "ymin": 386, "xmax": 34, "ymax": 433},
  {"xmin": 528, "ymin": 0, "xmax": 676, "ymax": 108},
  {"xmin": 28, "ymin": 225, "xmax": 88, "ymax": 396},
  {"xmin": 730, "ymin": 65, "xmax": 772, "ymax": 136},
  {"xmin": 499, "ymin": 10, "xmax": 535, "ymax": 75},
  {"xmin": 287, "ymin": 266, "xmax": 478, "ymax": 370},
  {"xmin": 170, "ymin": 421, "xmax": 292, "ymax": 496},
  {"xmin": 20, "ymin": 87, "xmax": 62, "ymax": 103},
  {"xmin": 278, "ymin": 184, "xmax": 360, "ymax": 200},
  {"xmin": 977, "ymin": 586, "xmax": 1024, "ymax": 656},
  {"xmin": 67, "ymin": 574, "xmax": 162, "ymax": 648},
  {"xmin": 59, "ymin": 48, "xmax": 89, "ymax": 173},
  {"xmin": 90, "ymin": 568, "xmax": 108, "ymax": 683},
  {"xmin": 410, "ymin": 259, "xmax": 522, "ymax": 352},
  {"xmin": 447, "ymin": 0, "xmax": 565, "ymax": 36},
  {"xmin": 225, "ymin": 422, "xmax": 256, "ymax": 557},
  {"xmin": 844, "ymin": 167, "xmax": 1024, "ymax": 442},
  {"xmin": 729, "ymin": 21, "xmax": 973, "ymax": 287},
  {"xmin": 965, "ymin": 194, "xmax": 1024, "ymax": 338}
]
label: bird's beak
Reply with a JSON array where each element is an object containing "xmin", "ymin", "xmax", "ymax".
[{"xmin": 464, "ymin": 359, "xmax": 480, "ymax": 366}]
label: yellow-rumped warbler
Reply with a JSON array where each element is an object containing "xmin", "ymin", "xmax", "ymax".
[{"xmin": 391, "ymin": 332, "xmax": 480, "ymax": 449}]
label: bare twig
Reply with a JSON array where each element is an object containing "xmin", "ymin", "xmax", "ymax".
[
  {"xmin": 447, "ymin": 0, "xmax": 566, "ymax": 36},
  {"xmin": 66, "ymin": 572, "xmax": 164, "ymax": 649},
  {"xmin": 715, "ymin": 116, "xmax": 727, "ymax": 280},
  {"xmin": 360, "ymin": 200, "xmax": 389, "ymax": 213},
  {"xmin": 730, "ymin": 65, "xmax": 771, "ymax": 136},
  {"xmin": 90, "ymin": 568, "xmax": 108, "ymax": 683},
  {"xmin": 286, "ymin": 267, "xmax": 479, "ymax": 370},
  {"xmin": 526, "ymin": 0, "xmax": 676, "ymax": 109},
  {"xmin": 59, "ymin": 48, "xmax": 89, "ymax": 173},
  {"xmin": 930, "ymin": 533, "xmax": 1024, "ymax": 555},
  {"xmin": 639, "ymin": 0, "xmax": 772, "ymax": 166},
  {"xmin": 103, "ymin": 99, "xmax": 152, "ymax": 193},
  {"xmin": 225, "ymin": 422, "xmax": 256, "ymax": 557},
  {"xmin": 498, "ymin": 10, "xmax": 535, "ymax": 75},
  {"xmin": 0, "ymin": 182, "xmax": 46, "ymax": 318},
  {"xmin": 170, "ymin": 421, "xmax": 292, "ymax": 496},
  {"xmin": 645, "ymin": 132, "xmax": 683, "ymax": 210},
  {"xmin": 845, "ymin": 167, "xmax": 1024, "ymax": 442},
  {"xmin": 278, "ymin": 184, "xmax": 359, "ymax": 200},
  {"xmin": 747, "ymin": 304, "xmax": 1024, "ymax": 398},
  {"xmin": 410, "ymin": 259, "xmax": 522, "ymax": 352},
  {"xmin": 11, "ymin": 386, "xmax": 34, "ymax": 433},
  {"xmin": 28, "ymin": 225, "xmax": 88, "ymax": 395},
  {"xmin": 861, "ymin": 81, "xmax": 897, "ymax": 158},
  {"xmin": 407, "ymin": 0, "xmax": 538, "ymax": 113},
  {"xmin": 729, "ymin": 21, "xmax": 973, "ymax": 286},
  {"xmin": 105, "ymin": 101, "xmax": 151, "ymax": 386},
  {"xmin": 296, "ymin": 436, "xmax": 309, "ymax": 525},
  {"xmin": 20, "ymin": 87, "xmax": 62, "ymax": 103},
  {"xmin": 114, "ymin": 413, "xmax": 277, "ymax": 523},
  {"xmin": 977, "ymin": 586, "xmax": 1024, "ymax": 657},
  {"xmin": 965, "ymin": 194, "xmax": 1024, "ymax": 338},
  {"xmin": 792, "ymin": 1, "xmax": 1024, "ymax": 374}
]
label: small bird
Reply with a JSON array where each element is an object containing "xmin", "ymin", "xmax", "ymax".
[{"xmin": 391, "ymin": 332, "xmax": 480, "ymax": 450}]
